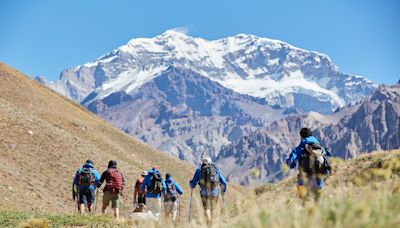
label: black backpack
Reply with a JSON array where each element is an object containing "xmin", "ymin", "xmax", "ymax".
[
  {"xmin": 199, "ymin": 163, "xmax": 219, "ymax": 189},
  {"xmin": 78, "ymin": 168, "xmax": 94, "ymax": 188},
  {"xmin": 149, "ymin": 172, "xmax": 163, "ymax": 195},
  {"xmin": 165, "ymin": 182, "xmax": 177, "ymax": 201},
  {"xmin": 299, "ymin": 143, "xmax": 331, "ymax": 175}
]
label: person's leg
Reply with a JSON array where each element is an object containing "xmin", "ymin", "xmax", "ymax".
[
  {"xmin": 154, "ymin": 197, "xmax": 161, "ymax": 221},
  {"xmin": 297, "ymin": 169, "xmax": 307, "ymax": 198},
  {"xmin": 164, "ymin": 201, "xmax": 170, "ymax": 221},
  {"xmin": 146, "ymin": 197, "xmax": 155, "ymax": 215},
  {"xmin": 210, "ymin": 196, "xmax": 219, "ymax": 223},
  {"xmin": 79, "ymin": 189, "xmax": 88, "ymax": 214},
  {"xmin": 102, "ymin": 191, "xmax": 111, "ymax": 213},
  {"xmin": 87, "ymin": 188, "xmax": 94, "ymax": 213},
  {"xmin": 172, "ymin": 201, "xmax": 178, "ymax": 221},
  {"xmin": 111, "ymin": 193, "xmax": 120, "ymax": 219},
  {"xmin": 201, "ymin": 196, "xmax": 212, "ymax": 225}
]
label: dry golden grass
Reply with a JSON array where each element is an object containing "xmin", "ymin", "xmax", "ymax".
[{"xmin": 231, "ymin": 150, "xmax": 400, "ymax": 228}]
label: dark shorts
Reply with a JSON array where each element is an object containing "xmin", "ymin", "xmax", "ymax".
[
  {"xmin": 138, "ymin": 194, "xmax": 146, "ymax": 204},
  {"xmin": 201, "ymin": 196, "xmax": 218, "ymax": 210},
  {"xmin": 79, "ymin": 188, "xmax": 95, "ymax": 205}
]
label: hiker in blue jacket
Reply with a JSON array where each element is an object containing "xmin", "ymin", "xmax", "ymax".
[
  {"xmin": 190, "ymin": 156, "xmax": 227, "ymax": 225},
  {"xmin": 286, "ymin": 128, "xmax": 332, "ymax": 199},
  {"xmin": 164, "ymin": 173, "xmax": 183, "ymax": 223},
  {"xmin": 141, "ymin": 166, "xmax": 166, "ymax": 221},
  {"xmin": 72, "ymin": 160, "xmax": 100, "ymax": 213}
]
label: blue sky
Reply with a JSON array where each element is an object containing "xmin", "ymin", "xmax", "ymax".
[{"xmin": 0, "ymin": 0, "xmax": 399, "ymax": 84}]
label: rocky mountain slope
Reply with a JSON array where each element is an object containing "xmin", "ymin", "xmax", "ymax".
[
  {"xmin": 0, "ymin": 63, "xmax": 245, "ymax": 213},
  {"xmin": 218, "ymin": 83, "xmax": 400, "ymax": 185},
  {"xmin": 84, "ymin": 66, "xmax": 284, "ymax": 163}
]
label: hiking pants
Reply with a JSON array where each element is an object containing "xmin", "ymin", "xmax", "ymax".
[
  {"xmin": 297, "ymin": 169, "xmax": 324, "ymax": 189},
  {"xmin": 146, "ymin": 197, "xmax": 161, "ymax": 221},
  {"xmin": 164, "ymin": 200, "xmax": 178, "ymax": 221}
]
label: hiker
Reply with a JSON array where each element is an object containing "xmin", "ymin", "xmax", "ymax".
[
  {"xmin": 141, "ymin": 166, "xmax": 166, "ymax": 221},
  {"xmin": 97, "ymin": 160, "xmax": 125, "ymax": 219},
  {"xmin": 189, "ymin": 156, "xmax": 227, "ymax": 225},
  {"xmin": 133, "ymin": 171, "xmax": 148, "ymax": 206},
  {"xmin": 164, "ymin": 173, "xmax": 183, "ymax": 223},
  {"xmin": 72, "ymin": 159, "xmax": 100, "ymax": 213},
  {"xmin": 286, "ymin": 127, "xmax": 332, "ymax": 199}
]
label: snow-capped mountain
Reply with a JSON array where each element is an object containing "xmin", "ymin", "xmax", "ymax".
[
  {"xmin": 38, "ymin": 29, "xmax": 383, "ymax": 185},
  {"xmin": 47, "ymin": 29, "xmax": 376, "ymax": 114}
]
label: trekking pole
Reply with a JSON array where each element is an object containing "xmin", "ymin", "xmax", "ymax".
[
  {"xmin": 94, "ymin": 188, "xmax": 99, "ymax": 213},
  {"xmin": 188, "ymin": 188, "xmax": 193, "ymax": 222},
  {"xmin": 221, "ymin": 188, "xmax": 230, "ymax": 227},
  {"xmin": 178, "ymin": 196, "xmax": 181, "ymax": 225}
]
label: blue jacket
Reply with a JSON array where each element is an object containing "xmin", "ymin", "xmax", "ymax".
[
  {"xmin": 165, "ymin": 177, "xmax": 183, "ymax": 196},
  {"xmin": 189, "ymin": 163, "xmax": 227, "ymax": 197},
  {"xmin": 286, "ymin": 136, "xmax": 322, "ymax": 169},
  {"xmin": 72, "ymin": 163, "xmax": 100, "ymax": 192},
  {"xmin": 141, "ymin": 169, "xmax": 167, "ymax": 199}
]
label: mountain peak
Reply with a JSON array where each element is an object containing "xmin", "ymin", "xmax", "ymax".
[{"xmin": 161, "ymin": 28, "xmax": 190, "ymax": 37}]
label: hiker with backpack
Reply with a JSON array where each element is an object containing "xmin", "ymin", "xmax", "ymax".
[
  {"xmin": 286, "ymin": 127, "xmax": 332, "ymax": 199},
  {"xmin": 164, "ymin": 173, "xmax": 183, "ymax": 223},
  {"xmin": 133, "ymin": 171, "xmax": 147, "ymax": 208},
  {"xmin": 72, "ymin": 159, "xmax": 100, "ymax": 214},
  {"xmin": 97, "ymin": 160, "xmax": 125, "ymax": 219},
  {"xmin": 141, "ymin": 166, "xmax": 166, "ymax": 221},
  {"xmin": 189, "ymin": 156, "xmax": 227, "ymax": 225}
]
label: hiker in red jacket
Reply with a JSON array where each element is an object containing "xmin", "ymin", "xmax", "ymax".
[{"xmin": 97, "ymin": 160, "xmax": 125, "ymax": 219}]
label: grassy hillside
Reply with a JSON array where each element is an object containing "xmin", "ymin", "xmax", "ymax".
[
  {"xmin": 233, "ymin": 150, "xmax": 400, "ymax": 228},
  {"xmin": 1, "ymin": 150, "xmax": 398, "ymax": 227},
  {"xmin": 0, "ymin": 62, "xmax": 245, "ymax": 219}
]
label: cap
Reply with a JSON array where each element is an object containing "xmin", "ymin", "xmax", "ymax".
[
  {"xmin": 141, "ymin": 171, "xmax": 148, "ymax": 176},
  {"xmin": 201, "ymin": 156, "xmax": 212, "ymax": 163}
]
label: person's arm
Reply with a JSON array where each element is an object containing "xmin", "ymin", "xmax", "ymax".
[
  {"xmin": 141, "ymin": 175, "xmax": 148, "ymax": 193},
  {"xmin": 97, "ymin": 171, "xmax": 106, "ymax": 188},
  {"xmin": 286, "ymin": 143, "xmax": 303, "ymax": 168},
  {"xmin": 162, "ymin": 179, "xmax": 167, "ymax": 195},
  {"xmin": 133, "ymin": 180, "xmax": 138, "ymax": 202},
  {"xmin": 218, "ymin": 169, "xmax": 227, "ymax": 193},
  {"xmin": 189, "ymin": 168, "xmax": 200, "ymax": 189},
  {"xmin": 72, "ymin": 169, "xmax": 79, "ymax": 199},
  {"xmin": 93, "ymin": 170, "xmax": 101, "ymax": 187},
  {"xmin": 175, "ymin": 182, "xmax": 183, "ymax": 195},
  {"xmin": 121, "ymin": 172, "xmax": 126, "ymax": 189}
]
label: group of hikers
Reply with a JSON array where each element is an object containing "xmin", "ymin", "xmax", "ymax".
[
  {"xmin": 72, "ymin": 127, "xmax": 331, "ymax": 224},
  {"xmin": 72, "ymin": 156, "xmax": 227, "ymax": 225}
]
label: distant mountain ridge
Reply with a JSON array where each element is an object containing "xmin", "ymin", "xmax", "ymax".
[
  {"xmin": 217, "ymin": 83, "xmax": 400, "ymax": 185},
  {"xmin": 41, "ymin": 29, "xmax": 376, "ymax": 114}
]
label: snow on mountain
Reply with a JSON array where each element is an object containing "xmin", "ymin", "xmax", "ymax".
[{"xmin": 46, "ymin": 29, "xmax": 376, "ymax": 113}]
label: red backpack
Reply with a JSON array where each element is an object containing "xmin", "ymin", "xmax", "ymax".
[{"xmin": 106, "ymin": 168, "xmax": 123, "ymax": 194}]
